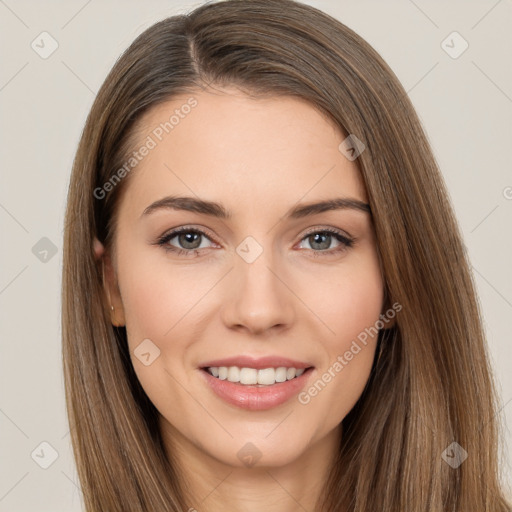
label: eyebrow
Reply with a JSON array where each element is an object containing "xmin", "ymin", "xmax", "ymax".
[{"xmin": 141, "ymin": 195, "xmax": 371, "ymax": 219}]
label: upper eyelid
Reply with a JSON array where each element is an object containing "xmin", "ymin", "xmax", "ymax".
[
  {"xmin": 300, "ymin": 225, "xmax": 353, "ymax": 239},
  {"xmin": 160, "ymin": 225, "xmax": 219, "ymax": 245}
]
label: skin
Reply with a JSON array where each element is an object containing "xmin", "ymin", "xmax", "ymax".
[{"xmin": 94, "ymin": 86, "xmax": 393, "ymax": 512}]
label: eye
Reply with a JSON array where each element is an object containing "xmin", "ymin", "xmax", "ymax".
[
  {"xmin": 155, "ymin": 226, "xmax": 355, "ymax": 258},
  {"xmin": 156, "ymin": 226, "xmax": 216, "ymax": 256},
  {"xmin": 296, "ymin": 228, "xmax": 354, "ymax": 257}
]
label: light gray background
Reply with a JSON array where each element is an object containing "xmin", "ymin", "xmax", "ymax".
[{"xmin": 1, "ymin": 0, "xmax": 511, "ymax": 510}]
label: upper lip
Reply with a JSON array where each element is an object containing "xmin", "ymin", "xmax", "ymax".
[{"xmin": 199, "ymin": 355, "xmax": 313, "ymax": 370}]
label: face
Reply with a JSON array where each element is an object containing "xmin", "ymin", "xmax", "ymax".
[{"xmin": 96, "ymin": 87, "xmax": 387, "ymax": 469}]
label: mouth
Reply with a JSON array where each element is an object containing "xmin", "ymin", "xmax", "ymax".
[
  {"xmin": 198, "ymin": 362, "xmax": 315, "ymax": 411},
  {"xmin": 201, "ymin": 365, "xmax": 312, "ymax": 386}
]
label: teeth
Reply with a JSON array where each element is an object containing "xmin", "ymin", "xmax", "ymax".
[
  {"xmin": 286, "ymin": 367, "xmax": 296, "ymax": 380},
  {"xmin": 206, "ymin": 366, "xmax": 308, "ymax": 385},
  {"xmin": 275, "ymin": 367, "xmax": 287, "ymax": 382},
  {"xmin": 240, "ymin": 367, "xmax": 258, "ymax": 385},
  {"xmin": 227, "ymin": 366, "xmax": 240, "ymax": 382},
  {"xmin": 257, "ymin": 367, "xmax": 277, "ymax": 385}
]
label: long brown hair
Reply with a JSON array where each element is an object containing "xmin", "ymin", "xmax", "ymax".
[{"xmin": 62, "ymin": 1, "xmax": 511, "ymax": 510}]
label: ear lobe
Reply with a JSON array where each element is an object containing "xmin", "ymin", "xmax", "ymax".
[
  {"xmin": 105, "ymin": 261, "xmax": 126, "ymax": 327},
  {"xmin": 110, "ymin": 295, "xmax": 126, "ymax": 328},
  {"xmin": 94, "ymin": 237, "xmax": 126, "ymax": 327},
  {"xmin": 93, "ymin": 237, "xmax": 105, "ymax": 260}
]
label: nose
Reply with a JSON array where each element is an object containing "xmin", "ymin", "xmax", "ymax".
[{"xmin": 220, "ymin": 247, "xmax": 296, "ymax": 336}]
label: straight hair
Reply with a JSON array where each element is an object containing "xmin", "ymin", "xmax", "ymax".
[{"xmin": 62, "ymin": 0, "xmax": 511, "ymax": 510}]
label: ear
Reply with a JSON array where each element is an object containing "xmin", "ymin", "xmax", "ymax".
[{"xmin": 93, "ymin": 237, "xmax": 126, "ymax": 327}]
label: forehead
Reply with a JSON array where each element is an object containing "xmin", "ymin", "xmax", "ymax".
[{"xmin": 119, "ymin": 88, "xmax": 368, "ymax": 219}]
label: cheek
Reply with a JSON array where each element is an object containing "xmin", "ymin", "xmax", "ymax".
[
  {"xmin": 115, "ymin": 250, "xmax": 208, "ymax": 411},
  {"xmin": 334, "ymin": 264, "xmax": 383, "ymax": 367},
  {"xmin": 330, "ymin": 272, "xmax": 383, "ymax": 345},
  {"xmin": 303, "ymin": 251, "xmax": 384, "ymax": 349},
  {"xmin": 115, "ymin": 245, "xmax": 225, "ymax": 409},
  {"xmin": 294, "ymin": 251, "xmax": 384, "ymax": 416},
  {"xmin": 117, "ymin": 246, "xmax": 210, "ymax": 344}
]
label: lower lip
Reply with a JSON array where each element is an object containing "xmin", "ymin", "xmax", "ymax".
[{"xmin": 199, "ymin": 368, "xmax": 314, "ymax": 411}]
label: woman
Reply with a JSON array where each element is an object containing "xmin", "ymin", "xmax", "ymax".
[{"xmin": 61, "ymin": 0, "xmax": 511, "ymax": 510}]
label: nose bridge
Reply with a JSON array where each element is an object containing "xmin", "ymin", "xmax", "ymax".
[{"xmin": 221, "ymin": 237, "xmax": 295, "ymax": 334}]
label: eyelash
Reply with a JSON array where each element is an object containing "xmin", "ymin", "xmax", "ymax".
[{"xmin": 155, "ymin": 225, "xmax": 355, "ymax": 259}]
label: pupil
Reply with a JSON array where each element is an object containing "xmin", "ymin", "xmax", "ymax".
[
  {"xmin": 179, "ymin": 232, "xmax": 201, "ymax": 249},
  {"xmin": 310, "ymin": 233, "xmax": 330, "ymax": 250}
]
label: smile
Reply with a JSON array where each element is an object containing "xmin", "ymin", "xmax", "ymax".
[
  {"xmin": 205, "ymin": 366, "xmax": 306, "ymax": 386},
  {"xmin": 199, "ymin": 366, "xmax": 315, "ymax": 411}
]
